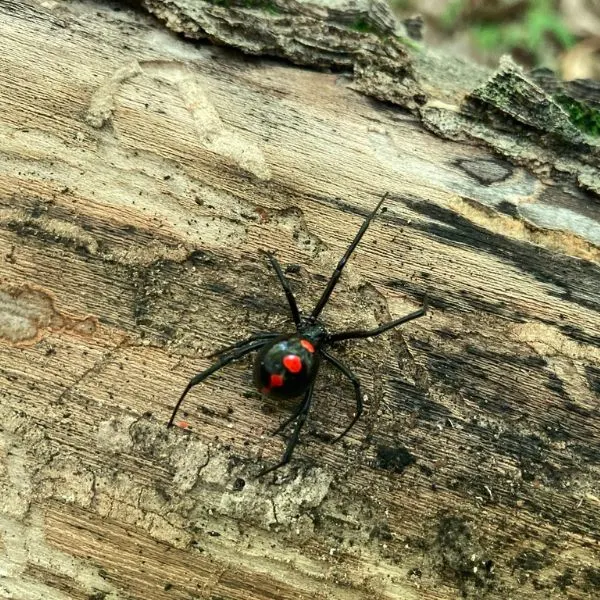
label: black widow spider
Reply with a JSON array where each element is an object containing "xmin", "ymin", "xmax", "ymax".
[{"xmin": 168, "ymin": 193, "xmax": 427, "ymax": 477}]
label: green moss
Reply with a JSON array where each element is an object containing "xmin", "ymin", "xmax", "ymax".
[
  {"xmin": 351, "ymin": 17, "xmax": 379, "ymax": 35},
  {"xmin": 555, "ymin": 95, "xmax": 600, "ymax": 137},
  {"xmin": 400, "ymin": 35, "xmax": 423, "ymax": 51},
  {"xmin": 440, "ymin": 0, "xmax": 466, "ymax": 30},
  {"xmin": 522, "ymin": 0, "xmax": 575, "ymax": 52},
  {"xmin": 443, "ymin": 0, "xmax": 575, "ymax": 66},
  {"xmin": 390, "ymin": 0, "xmax": 411, "ymax": 10},
  {"xmin": 263, "ymin": 1, "xmax": 280, "ymax": 15}
]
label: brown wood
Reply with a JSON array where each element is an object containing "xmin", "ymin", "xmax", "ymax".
[{"xmin": 1, "ymin": 2, "xmax": 598, "ymax": 599}]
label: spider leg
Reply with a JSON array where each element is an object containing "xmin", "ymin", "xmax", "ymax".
[
  {"xmin": 270, "ymin": 393, "xmax": 312, "ymax": 437},
  {"xmin": 206, "ymin": 332, "xmax": 278, "ymax": 359},
  {"xmin": 257, "ymin": 381, "xmax": 315, "ymax": 478},
  {"xmin": 328, "ymin": 298, "xmax": 427, "ymax": 343},
  {"xmin": 321, "ymin": 349, "xmax": 363, "ymax": 443},
  {"xmin": 168, "ymin": 339, "xmax": 268, "ymax": 428},
  {"xmin": 311, "ymin": 192, "xmax": 388, "ymax": 319},
  {"xmin": 266, "ymin": 252, "xmax": 301, "ymax": 327}
]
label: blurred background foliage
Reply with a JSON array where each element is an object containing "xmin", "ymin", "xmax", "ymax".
[{"xmin": 392, "ymin": 0, "xmax": 600, "ymax": 79}]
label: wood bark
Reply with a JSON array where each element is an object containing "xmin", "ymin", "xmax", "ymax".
[{"xmin": 1, "ymin": 1, "xmax": 599, "ymax": 599}]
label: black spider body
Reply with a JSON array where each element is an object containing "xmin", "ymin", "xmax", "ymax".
[
  {"xmin": 168, "ymin": 193, "xmax": 427, "ymax": 477},
  {"xmin": 253, "ymin": 333, "xmax": 321, "ymax": 400}
]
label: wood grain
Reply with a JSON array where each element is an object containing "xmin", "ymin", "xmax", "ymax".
[{"xmin": 0, "ymin": 2, "xmax": 598, "ymax": 599}]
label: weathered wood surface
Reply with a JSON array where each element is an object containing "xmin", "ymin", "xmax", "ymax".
[{"xmin": 1, "ymin": 2, "xmax": 599, "ymax": 600}]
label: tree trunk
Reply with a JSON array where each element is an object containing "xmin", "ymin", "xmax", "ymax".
[{"xmin": 1, "ymin": 1, "xmax": 598, "ymax": 599}]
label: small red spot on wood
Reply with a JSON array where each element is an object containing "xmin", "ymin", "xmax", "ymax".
[
  {"xmin": 283, "ymin": 354, "xmax": 303, "ymax": 373},
  {"xmin": 300, "ymin": 339, "xmax": 315, "ymax": 353},
  {"xmin": 177, "ymin": 420, "xmax": 190, "ymax": 429},
  {"xmin": 255, "ymin": 207, "xmax": 269, "ymax": 223}
]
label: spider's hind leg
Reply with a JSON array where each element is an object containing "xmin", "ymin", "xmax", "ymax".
[
  {"xmin": 206, "ymin": 332, "xmax": 278, "ymax": 359},
  {"xmin": 269, "ymin": 385, "xmax": 315, "ymax": 437},
  {"xmin": 321, "ymin": 349, "xmax": 363, "ymax": 443},
  {"xmin": 257, "ymin": 381, "xmax": 315, "ymax": 478}
]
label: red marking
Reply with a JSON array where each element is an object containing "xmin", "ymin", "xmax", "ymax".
[
  {"xmin": 300, "ymin": 339, "xmax": 315, "ymax": 353},
  {"xmin": 255, "ymin": 207, "xmax": 269, "ymax": 223},
  {"xmin": 270, "ymin": 373, "xmax": 284, "ymax": 388},
  {"xmin": 282, "ymin": 354, "xmax": 303, "ymax": 374},
  {"xmin": 176, "ymin": 420, "xmax": 190, "ymax": 429}
]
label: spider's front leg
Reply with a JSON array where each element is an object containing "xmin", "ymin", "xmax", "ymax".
[
  {"xmin": 328, "ymin": 298, "xmax": 428, "ymax": 343},
  {"xmin": 265, "ymin": 252, "xmax": 301, "ymax": 328}
]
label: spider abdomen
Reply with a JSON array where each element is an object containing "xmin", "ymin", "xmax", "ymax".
[{"xmin": 253, "ymin": 335, "xmax": 320, "ymax": 400}]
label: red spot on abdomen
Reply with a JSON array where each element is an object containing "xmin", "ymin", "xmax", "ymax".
[
  {"xmin": 300, "ymin": 339, "xmax": 315, "ymax": 353},
  {"xmin": 270, "ymin": 373, "xmax": 284, "ymax": 387},
  {"xmin": 283, "ymin": 354, "xmax": 303, "ymax": 374}
]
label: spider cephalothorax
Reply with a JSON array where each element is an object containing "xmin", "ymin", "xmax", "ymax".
[{"xmin": 168, "ymin": 193, "xmax": 427, "ymax": 477}]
